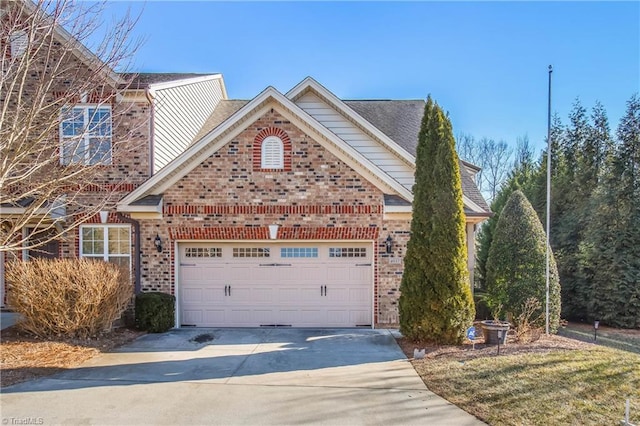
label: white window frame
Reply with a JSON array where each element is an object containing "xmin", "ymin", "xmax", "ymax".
[
  {"xmin": 10, "ymin": 30, "xmax": 28, "ymax": 58},
  {"xmin": 261, "ymin": 136, "xmax": 284, "ymax": 169},
  {"xmin": 79, "ymin": 225, "xmax": 131, "ymax": 270},
  {"xmin": 60, "ymin": 105, "xmax": 112, "ymax": 165}
]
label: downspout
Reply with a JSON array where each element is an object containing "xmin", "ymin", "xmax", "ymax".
[
  {"xmin": 145, "ymin": 87, "xmax": 156, "ymax": 177},
  {"xmin": 117, "ymin": 213, "xmax": 141, "ymax": 294}
]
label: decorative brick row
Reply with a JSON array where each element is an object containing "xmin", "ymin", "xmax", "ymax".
[
  {"xmin": 80, "ymin": 183, "xmax": 137, "ymax": 192},
  {"xmin": 169, "ymin": 227, "xmax": 269, "ymax": 240},
  {"xmin": 164, "ymin": 204, "xmax": 382, "ymax": 215},
  {"xmin": 82, "ymin": 212, "xmax": 130, "ymax": 224},
  {"xmin": 253, "ymin": 127, "xmax": 292, "ymax": 172},
  {"xmin": 278, "ymin": 227, "xmax": 379, "ymax": 240},
  {"xmin": 167, "ymin": 226, "xmax": 378, "ymax": 241}
]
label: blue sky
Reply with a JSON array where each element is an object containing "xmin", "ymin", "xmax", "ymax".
[{"xmin": 102, "ymin": 1, "xmax": 639, "ymax": 154}]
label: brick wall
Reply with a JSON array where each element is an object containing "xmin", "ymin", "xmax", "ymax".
[{"xmin": 138, "ymin": 108, "xmax": 410, "ymax": 325}]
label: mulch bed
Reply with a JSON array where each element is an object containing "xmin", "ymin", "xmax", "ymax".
[
  {"xmin": 396, "ymin": 331, "xmax": 594, "ymax": 362},
  {"xmin": 1, "ymin": 326, "xmax": 145, "ymax": 388}
]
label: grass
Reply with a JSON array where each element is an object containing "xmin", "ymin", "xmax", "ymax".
[{"xmin": 399, "ymin": 335, "xmax": 640, "ymax": 425}]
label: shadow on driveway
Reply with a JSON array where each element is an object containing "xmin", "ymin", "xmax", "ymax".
[{"xmin": 3, "ymin": 328, "xmax": 415, "ymax": 393}]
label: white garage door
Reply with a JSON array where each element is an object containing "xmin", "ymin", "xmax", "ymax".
[{"xmin": 179, "ymin": 242, "xmax": 373, "ymax": 328}]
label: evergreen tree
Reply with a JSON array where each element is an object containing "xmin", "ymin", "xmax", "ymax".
[
  {"xmin": 485, "ymin": 191, "xmax": 561, "ymax": 332},
  {"xmin": 399, "ymin": 97, "xmax": 474, "ymax": 343},
  {"xmin": 475, "ymin": 145, "xmax": 537, "ymax": 290},
  {"xmin": 555, "ymin": 101, "xmax": 594, "ymax": 320},
  {"xmin": 581, "ymin": 95, "xmax": 640, "ymax": 327}
]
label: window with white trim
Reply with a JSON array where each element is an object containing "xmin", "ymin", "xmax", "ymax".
[
  {"xmin": 233, "ymin": 247, "xmax": 270, "ymax": 258},
  {"xmin": 329, "ymin": 247, "xmax": 367, "ymax": 258},
  {"xmin": 80, "ymin": 225, "xmax": 130, "ymax": 269},
  {"xmin": 10, "ymin": 30, "xmax": 28, "ymax": 57},
  {"xmin": 185, "ymin": 247, "xmax": 222, "ymax": 258},
  {"xmin": 281, "ymin": 247, "xmax": 318, "ymax": 258},
  {"xmin": 261, "ymin": 136, "xmax": 284, "ymax": 169},
  {"xmin": 60, "ymin": 106, "xmax": 112, "ymax": 165}
]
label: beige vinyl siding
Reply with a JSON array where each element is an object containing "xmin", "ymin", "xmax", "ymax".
[
  {"xmin": 295, "ymin": 92, "xmax": 415, "ymax": 191},
  {"xmin": 152, "ymin": 77, "xmax": 225, "ymax": 173}
]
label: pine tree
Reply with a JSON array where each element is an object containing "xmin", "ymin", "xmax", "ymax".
[
  {"xmin": 581, "ymin": 95, "xmax": 640, "ymax": 327},
  {"xmin": 555, "ymin": 101, "xmax": 594, "ymax": 320},
  {"xmin": 398, "ymin": 97, "xmax": 474, "ymax": 343},
  {"xmin": 485, "ymin": 191, "xmax": 561, "ymax": 332}
]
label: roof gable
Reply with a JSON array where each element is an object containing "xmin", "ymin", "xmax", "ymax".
[
  {"xmin": 118, "ymin": 86, "xmax": 413, "ymax": 210},
  {"xmin": 119, "ymin": 77, "xmax": 490, "ymax": 215}
]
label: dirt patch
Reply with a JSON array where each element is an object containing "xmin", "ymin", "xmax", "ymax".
[{"xmin": 1, "ymin": 326, "xmax": 145, "ymax": 388}]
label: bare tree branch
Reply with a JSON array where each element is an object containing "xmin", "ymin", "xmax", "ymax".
[{"xmin": 1, "ymin": 0, "xmax": 144, "ymax": 253}]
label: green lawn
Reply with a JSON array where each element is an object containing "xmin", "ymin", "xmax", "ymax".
[{"xmin": 411, "ymin": 345, "xmax": 640, "ymax": 425}]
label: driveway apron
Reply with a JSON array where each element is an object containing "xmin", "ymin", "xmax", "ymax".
[{"xmin": 1, "ymin": 328, "xmax": 484, "ymax": 425}]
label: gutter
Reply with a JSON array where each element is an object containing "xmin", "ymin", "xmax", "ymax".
[{"xmin": 117, "ymin": 213, "xmax": 141, "ymax": 294}]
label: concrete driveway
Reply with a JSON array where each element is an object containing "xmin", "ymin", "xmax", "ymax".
[{"xmin": 1, "ymin": 328, "xmax": 484, "ymax": 425}]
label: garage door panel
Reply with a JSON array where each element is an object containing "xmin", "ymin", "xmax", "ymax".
[
  {"xmin": 182, "ymin": 309, "xmax": 203, "ymax": 325},
  {"xmin": 299, "ymin": 309, "xmax": 324, "ymax": 325},
  {"xmin": 179, "ymin": 243, "xmax": 372, "ymax": 328},
  {"xmin": 349, "ymin": 288, "xmax": 371, "ymax": 304},
  {"xmin": 278, "ymin": 288, "xmax": 299, "ymax": 303},
  {"xmin": 229, "ymin": 309, "xmax": 255, "ymax": 325},
  {"xmin": 326, "ymin": 310, "xmax": 349, "ymax": 326},
  {"xmin": 203, "ymin": 287, "xmax": 224, "ymax": 303},
  {"xmin": 183, "ymin": 287, "xmax": 203, "ymax": 303},
  {"xmin": 350, "ymin": 310, "xmax": 371, "ymax": 326},
  {"xmin": 203, "ymin": 310, "xmax": 226, "ymax": 325}
]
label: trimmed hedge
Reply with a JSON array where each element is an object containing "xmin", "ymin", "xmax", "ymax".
[{"xmin": 135, "ymin": 292, "xmax": 175, "ymax": 333}]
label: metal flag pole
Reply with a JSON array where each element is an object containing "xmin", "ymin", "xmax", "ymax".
[{"xmin": 546, "ymin": 65, "xmax": 553, "ymax": 335}]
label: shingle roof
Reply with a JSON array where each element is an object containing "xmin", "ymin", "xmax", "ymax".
[
  {"xmin": 192, "ymin": 97, "xmax": 489, "ymax": 213},
  {"xmin": 344, "ymin": 100, "xmax": 424, "ymax": 158},
  {"xmin": 191, "ymin": 100, "xmax": 249, "ymax": 143},
  {"xmin": 120, "ymin": 73, "xmax": 217, "ymax": 89}
]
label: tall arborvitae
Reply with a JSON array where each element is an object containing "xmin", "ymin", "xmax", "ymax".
[
  {"xmin": 485, "ymin": 191, "xmax": 561, "ymax": 332},
  {"xmin": 475, "ymin": 154, "xmax": 536, "ymax": 290},
  {"xmin": 581, "ymin": 95, "xmax": 640, "ymax": 328},
  {"xmin": 398, "ymin": 97, "xmax": 474, "ymax": 343}
]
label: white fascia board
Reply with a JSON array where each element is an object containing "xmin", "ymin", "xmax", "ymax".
[
  {"xmin": 0, "ymin": 207, "xmax": 50, "ymax": 216},
  {"xmin": 462, "ymin": 195, "xmax": 485, "ymax": 214},
  {"xmin": 383, "ymin": 205, "xmax": 412, "ymax": 214},
  {"xmin": 287, "ymin": 77, "xmax": 416, "ymax": 166},
  {"xmin": 116, "ymin": 199, "xmax": 163, "ymax": 214},
  {"xmin": 147, "ymin": 74, "xmax": 226, "ymax": 95}
]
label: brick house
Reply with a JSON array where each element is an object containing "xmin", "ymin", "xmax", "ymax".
[
  {"xmin": 2, "ymin": 3, "xmax": 490, "ymax": 328},
  {"xmin": 116, "ymin": 78, "xmax": 491, "ymax": 327}
]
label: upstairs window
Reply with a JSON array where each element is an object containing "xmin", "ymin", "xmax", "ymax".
[
  {"xmin": 60, "ymin": 106, "xmax": 112, "ymax": 165},
  {"xmin": 260, "ymin": 136, "xmax": 284, "ymax": 169},
  {"xmin": 10, "ymin": 30, "xmax": 28, "ymax": 57}
]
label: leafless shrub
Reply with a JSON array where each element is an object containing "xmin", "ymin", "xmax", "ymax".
[
  {"xmin": 514, "ymin": 297, "xmax": 544, "ymax": 343},
  {"xmin": 6, "ymin": 258, "xmax": 132, "ymax": 338}
]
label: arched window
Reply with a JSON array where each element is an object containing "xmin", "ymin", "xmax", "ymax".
[{"xmin": 261, "ymin": 136, "xmax": 284, "ymax": 169}]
